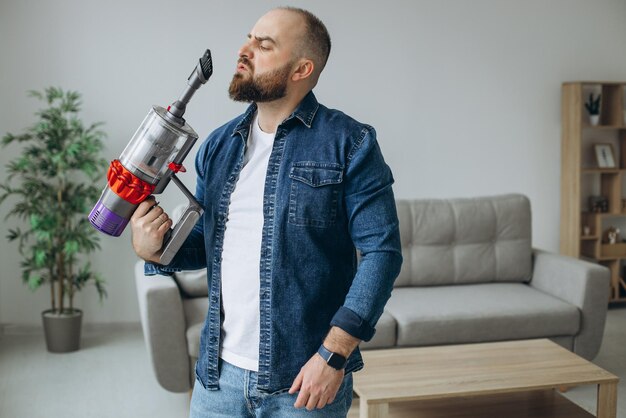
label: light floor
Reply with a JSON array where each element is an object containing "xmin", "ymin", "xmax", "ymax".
[
  {"xmin": 0, "ymin": 324, "xmax": 190, "ymax": 418},
  {"xmin": 1, "ymin": 308, "xmax": 624, "ymax": 418}
]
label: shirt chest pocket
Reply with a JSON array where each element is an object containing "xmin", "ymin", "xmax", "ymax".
[{"xmin": 288, "ymin": 162, "xmax": 344, "ymax": 228}]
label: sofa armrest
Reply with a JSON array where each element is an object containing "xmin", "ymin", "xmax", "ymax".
[
  {"xmin": 135, "ymin": 260, "xmax": 191, "ymax": 392},
  {"xmin": 530, "ymin": 249, "xmax": 610, "ymax": 360}
]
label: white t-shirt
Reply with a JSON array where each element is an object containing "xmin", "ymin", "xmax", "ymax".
[{"xmin": 219, "ymin": 112, "xmax": 274, "ymax": 371}]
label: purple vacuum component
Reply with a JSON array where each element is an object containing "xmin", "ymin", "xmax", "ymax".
[{"xmin": 89, "ymin": 200, "xmax": 128, "ymax": 237}]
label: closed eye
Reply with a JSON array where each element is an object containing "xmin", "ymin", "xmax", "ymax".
[{"xmin": 247, "ymin": 33, "xmax": 277, "ymax": 51}]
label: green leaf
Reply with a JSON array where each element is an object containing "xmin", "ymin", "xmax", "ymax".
[
  {"xmin": 45, "ymin": 86, "xmax": 63, "ymax": 104},
  {"xmin": 18, "ymin": 155, "xmax": 32, "ymax": 169},
  {"xmin": 35, "ymin": 230, "xmax": 51, "ymax": 242},
  {"xmin": 2, "ymin": 133, "xmax": 16, "ymax": 146},
  {"xmin": 28, "ymin": 90, "xmax": 43, "ymax": 100},
  {"xmin": 34, "ymin": 249, "xmax": 47, "ymax": 267},
  {"xmin": 94, "ymin": 273, "xmax": 108, "ymax": 302},
  {"xmin": 66, "ymin": 142, "xmax": 81, "ymax": 157},
  {"xmin": 29, "ymin": 214, "xmax": 41, "ymax": 229},
  {"xmin": 6, "ymin": 228, "xmax": 20, "ymax": 241},
  {"xmin": 64, "ymin": 240, "xmax": 79, "ymax": 255},
  {"xmin": 27, "ymin": 274, "xmax": 43, "ymax": 291}
]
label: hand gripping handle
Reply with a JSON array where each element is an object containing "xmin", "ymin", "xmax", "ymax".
[{"xmin": 158, "ymin": 174, "xmax": 204, "ymax": 265}]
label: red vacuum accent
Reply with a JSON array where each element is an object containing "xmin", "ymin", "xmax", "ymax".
[
  {"xmin": 168, "ymin": 162, "xmax": 186, "ymax": 173},
  {"xmin": 106, "ymin": 159, "xmax": 155, "ymax": 204}
]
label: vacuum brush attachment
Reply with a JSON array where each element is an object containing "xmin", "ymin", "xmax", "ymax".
[{"xmin": 167, "ymin": 49, "xmax": 213, "ymax": 120}]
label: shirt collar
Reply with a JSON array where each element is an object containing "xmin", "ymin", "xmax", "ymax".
[{"xmin": 288, "ymin": 90, "xmax": 319, "ymax": 128}]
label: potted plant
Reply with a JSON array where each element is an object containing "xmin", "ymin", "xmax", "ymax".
[
  {"xmin": 0, "ymin": 87, "xmax": 108, "ymax": 352},
  {"xmin": 584, "ymin": 93, "xmax": 601, "ymax": 126}
]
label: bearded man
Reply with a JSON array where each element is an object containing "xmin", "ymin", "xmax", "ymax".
[{"xmin": 131, "ymin": 7, "xmax": 402, "ymax": 418}]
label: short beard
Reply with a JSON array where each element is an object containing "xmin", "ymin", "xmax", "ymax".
[{"xmin": 228, "ymin": 60, "xmax": 294, "ymax": 103}]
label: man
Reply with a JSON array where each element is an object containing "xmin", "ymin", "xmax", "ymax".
[{"xmin": 131, "ymin": 7, "xmax": 402, "ymax": 418}]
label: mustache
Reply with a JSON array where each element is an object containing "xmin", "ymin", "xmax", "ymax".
[{"xmin": 238, "ymin": 57, "xmax": 253, "ymax": 71}]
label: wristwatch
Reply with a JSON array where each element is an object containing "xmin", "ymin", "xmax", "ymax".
[{"xmin": 317, "ymin": 344, "xmax": 347, "ymax": 370}]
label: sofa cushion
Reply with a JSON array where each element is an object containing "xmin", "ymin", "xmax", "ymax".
[
  {"xmin": 174, "ymin": 269, "xmax": 208, "ymax": 297},
  {"xmin": 385, "ymin": 283, "xmax": 580, "ymax": 346},
  {"xmin": 186, "ymin": 322, "xmax": 203, "ymax": 358},
  {"xmin": 186, "ymin": 302, "xmax": 398, "ymax": 356},
  {"xmin": 395, "ymin": 194, "xmax": 532, "ymax": 287},
  {"xmin": 183, "ymin": 297, "xmax": 209, "ymax": 327},
  {"xmin": 183, "ymin": 297, "xmax": 209, "ymax": 358}
]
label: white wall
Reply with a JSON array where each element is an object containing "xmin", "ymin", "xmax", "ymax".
[{"xmin": 1, "ymin": 0, "xmax": 626, "ymax": 326}]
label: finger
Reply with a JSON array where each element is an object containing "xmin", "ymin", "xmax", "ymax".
[
  {"xmin": 155, "ymin": 212, "xmax": 169, "ymax": 224},
  {"xmin": 289, "ymin": 372, "xmax": 304, "ymax": 395},
  {"xmin": 136, "ymin": 202, "xmax": 163, "ymax": 223},
  {"xmin": 131, "ymin": 197, "xmax": 156, "ymax": 220},
  {"xmin": 316, "ymin": 394, "xmax": 329, "ymax": 409},
  {"xmin": 327, "ymin": 386, "xmax": 340, "ymax": 405},
  {"xmin": 158, "ymin": 218, "xmax": 173, "ymax": 233},
  {"xmin": 306, "ymin": 393, "xmax": 320, "ymax": 411},
  {"xmin": 294, "ymin": 389, "xmax": 308, "ymax": 409},
  {"xmin": 143, "ymin": 205, "xmax": 165, "ymax": 223}
]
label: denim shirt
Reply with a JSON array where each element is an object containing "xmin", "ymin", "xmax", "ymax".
[{"xmin": 145, "ymin": 91, "xmax": 402, "ymax": 393}]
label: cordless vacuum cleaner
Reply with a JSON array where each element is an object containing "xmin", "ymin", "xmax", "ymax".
[{"xmin": 89, "ymin": 49, "xmax": 213, "ymax": 265}]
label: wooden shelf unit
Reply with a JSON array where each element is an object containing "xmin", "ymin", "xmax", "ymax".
[{"xmin": 561, "ymin": 81, "xmax": 626, "ymax": 303}]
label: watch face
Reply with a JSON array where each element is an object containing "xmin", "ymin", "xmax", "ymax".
[{"xmin": 327, "ymin": 353, "xmax": 347, "ymax": 370}]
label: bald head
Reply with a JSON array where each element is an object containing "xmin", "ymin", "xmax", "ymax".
[{"xmin": 277, "ymin": 7, "xmax": 331, "ymax": 80}]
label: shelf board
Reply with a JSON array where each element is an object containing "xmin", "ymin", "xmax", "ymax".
[
  {"xmin": 563, "ymin": 81, "xmax": 626, "ymax": 86},
  {"xmin": 582, "ymin": 211, "xmax": 626, "ymax": 217},
  {"xmin": 580, "ymin": 235, "xmax": 599, "ymax": 240},
  {"xmin": 582, "ymin": 124, "xmax": 626, "ymax": 130},
  {"xmin": 581, "ymin": 168, "xmax": 625, "ymax": 174},
  {"xmin": 581, "ymin": 253, "xmax": 626, "ymax": 261}
]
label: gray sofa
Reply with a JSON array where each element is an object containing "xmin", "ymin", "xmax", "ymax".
[{"xmin": 136, "ymin": 194, "xmax": 610, "ymax": 393}]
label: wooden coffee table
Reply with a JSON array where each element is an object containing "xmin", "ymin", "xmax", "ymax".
[{"xmin": 349, "ymin": 339, "xmax": 618, "ymax": 418}]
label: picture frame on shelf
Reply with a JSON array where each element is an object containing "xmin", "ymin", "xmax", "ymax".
[
  {"xmin": 588, "ymin": 195, "xmax": 609, "ymax": 213},
  {"xmin": 594, "ymin": 143, "xmax": 616, "ymax": 168}
]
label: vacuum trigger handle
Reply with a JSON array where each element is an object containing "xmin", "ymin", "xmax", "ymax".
[{"xmin": 158, "ymin": 175, "xmax": 204, "ymax": 265}]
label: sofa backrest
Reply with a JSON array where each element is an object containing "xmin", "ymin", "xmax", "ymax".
[
  {"xmin": 394, "ymin": 194, "xmax": 532, "ymax": 287},
  {"xmin": 171, "ymin": 194, "xmax": 532, "ymax": 296}
]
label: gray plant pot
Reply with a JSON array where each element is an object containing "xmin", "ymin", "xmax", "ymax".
[{"xmin": 42, "ymin": 309, "xmax": 83, "ymax": 353}]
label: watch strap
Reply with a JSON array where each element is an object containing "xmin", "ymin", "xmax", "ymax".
[{"xmin": 317, "ymin": 344, "xmax": 347, "ymax": 370}]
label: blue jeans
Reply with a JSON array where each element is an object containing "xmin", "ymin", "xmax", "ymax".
[{"xmin": 190, "ymin": 360, "xmax": 353, "ymax": 418}]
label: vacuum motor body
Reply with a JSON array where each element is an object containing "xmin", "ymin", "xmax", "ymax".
[{"xmin": 89, "ymin": 106, "xmax": 197, "ymax": 236}]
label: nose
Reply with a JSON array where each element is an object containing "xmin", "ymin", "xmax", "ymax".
[{"xmin": 238, "ymin": 40, "xmax": 253, "ymax": 59}]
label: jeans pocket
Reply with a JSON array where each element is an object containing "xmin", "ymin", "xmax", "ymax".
[{"xmin": 288, "ymin": 162, "xmax": 343, "ymax": 228}]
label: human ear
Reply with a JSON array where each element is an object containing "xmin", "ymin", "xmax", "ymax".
[{"xmin": 291, "ymin": 59, "xmax": 314, "ymax": 81}]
